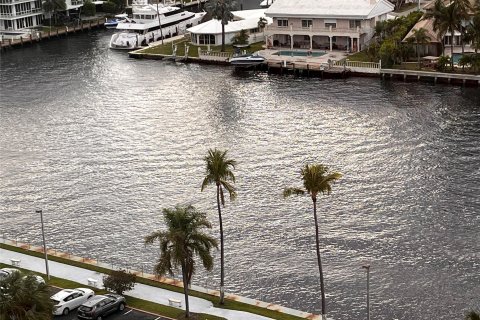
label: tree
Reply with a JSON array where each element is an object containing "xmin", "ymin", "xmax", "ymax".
[
  {"xmin": 424, "ymin": 0, "xmax": 462, "ymax": 70},
  {"xmin": 455, "ymin": 0, "xmax": 473, "ymax": 55},
  {"xmin": 103, "ymin": 269, "xmax": 136, "ymax": 295},
  {"xmin": 82, "ymin": 0, "xmax": 96, "ymax": 17},
  {"xmin": 42, "ymin": 0, "xmax": 66, "ymax": 27},
  {"xmin": 232, "ymin": 29, "xmax": 248, "ymax": 45},
  {"xmin": 206, "ymin": 0, "xmax": 237, "ymax": 52},
  {"xmin": 145, "ymin": 205, "xmax": 217, "ymax": 318},
  {"xmin": 0, "ymin": 272, "xmax": 53, "ymax": 320},
  {"xmin": 283, "ymin": 164, "xmax": 341, "ymax": 318},
  {"xmin": 464, "ymin": 15, "xmax": 480, "ymax": 54},
  {"xmin": 409, "ymin": 28, "xmax": 431, "ymax": 69},
  {"xmin": 466, "ymin": 311, "xmax": 480, "ymax": 320},
  {"xmin": 102, "ymin": 1, "xmax": 117, "ymax": 14},
  {"xmin": 201, "ymin": 148, "xmax": 236, "ymax": 305}
]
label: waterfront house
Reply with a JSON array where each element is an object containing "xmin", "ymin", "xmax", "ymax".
[
  {"xmin": 187, "ymin": 9, "xmax": 271, "ymax": 46},
  {"xmin": 0, "ymin": 0, "xmax": 43, "ymax": 31},
  {"xmin": 0, "ymin": 0, "xmax": 83, "ymax": 33},
  {"xmin": 403, "ymin": 0, "xmax": 477, "ymax": 57},
  {"xmin": 263, "ymin": 0, "xmax": 394, "ymax": 52}
]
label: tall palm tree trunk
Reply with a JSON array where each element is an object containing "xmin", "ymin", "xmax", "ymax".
[
  {"xmin": 217, "ymin": 184, "xmax": 225, "ymax": 304},
  {"xmin": 312, "ymin": 198, "xmax": 326, "ymax": 317},
  {"xmin": 181, "ymin": 263, "xmax": 190, "ymax": 318}
]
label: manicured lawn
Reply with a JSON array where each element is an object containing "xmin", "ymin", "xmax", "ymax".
[
  {"xmin": 345, "ymin": 51, "xmax": 374, "ymax": 62},
  {"xmin": 138, "ymin": 40, "xmax": 265, "ymax": 58},
  {"xmin": 0, "ymin": 244, "xmax": 307, "ymax": 320}
]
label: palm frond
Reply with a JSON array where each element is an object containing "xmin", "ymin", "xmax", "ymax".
[{"xmin": 283, "ymin": 187, "xmax": 305, "ymax": 198}]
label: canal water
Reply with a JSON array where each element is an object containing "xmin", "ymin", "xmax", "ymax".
[{"xmin": 1, "ymin": 17, "xmax": 479, "ymax": 320}]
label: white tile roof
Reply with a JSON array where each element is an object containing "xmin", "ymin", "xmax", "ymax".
[
  {"xmin": 232, "ymin": 9, "xmax": 267, "ymax": 21},
  {"xmin": 265, "ymin": 0, "xmax": 394, "ymax": 19}
]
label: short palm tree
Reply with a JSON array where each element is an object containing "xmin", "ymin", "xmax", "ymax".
[
  {"xmin": 284, "ymin": 164, "xmax": 342, "ymax": 318},
  {"xmin": 0, "ymin": 272, "xmax": 53, "ymax": 320},
  {"xmin": 206, "ymin": 0, "xmax": 237, "ymax": 52},
  {"xmin": 145, "ymin": 205, "xmax": 218, "ymax": 318},
  {"xmin": 409, "ymin": 28, "xmax": 431, "ymax": 69},
  {"xmin": 201, "ymin": 148, "xmax": 236, "ymax": 305}
]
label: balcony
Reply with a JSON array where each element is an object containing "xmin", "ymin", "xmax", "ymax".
[
  {"xmin": 265, "ymin": 25, "xmax": 369, "ymax": 37},
  {"xmin": 0, "ymin": 8, "xmax": 42, "ymax": 18},
  {"xmin": 0, "ymin": 0, "xmax": 35, "ymax": 4}
]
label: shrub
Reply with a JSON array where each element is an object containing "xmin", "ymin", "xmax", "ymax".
[
  {"xmin": 436, "ymin": 55, "xmax": 450, "ymax": 72},
  {"xmin": 102, "ymin": 1, "xmax": 117, "ymax": 14},
  {"xmin": 103, "ymin": 269, "xmax": 136, "ymax": 295},
  {"xmin": 83, "ymin": 0, "xmax": 96, "ymax": 17}
]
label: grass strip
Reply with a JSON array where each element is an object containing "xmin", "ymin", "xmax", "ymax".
[
  {"xmin": 1, "ymin": 243, "xmax": 306, "ymax": 320},
  {"xmin": 138, "ymin": 41, "xmax": 265, "ymax": 58}
]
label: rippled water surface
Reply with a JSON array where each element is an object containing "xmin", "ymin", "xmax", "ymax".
[{"xmin": 1, "ymin": 28, "xmax": 479, "ymax": 320}]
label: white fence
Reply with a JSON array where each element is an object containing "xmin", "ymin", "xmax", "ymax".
[
  {"xmin": 198, "ymin": 49, "xmax": 232, "ymax": 62},
  {"xmin": 334, "ymin": 59, "xmax": 381, "ymax": 74}
]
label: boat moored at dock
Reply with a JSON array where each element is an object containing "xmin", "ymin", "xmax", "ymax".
[
  {"xmin": 109, "ymin": 0, "xmax": 206, "ymax": 50},
  {"xmin": 229, "ymin": 53, "xmax": 266, "ymax": 67}
]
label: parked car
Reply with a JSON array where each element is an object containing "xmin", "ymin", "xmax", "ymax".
[
  {"xmin": 51, "ymin": 288, "xmax": 95, "ymax": 316},
  {"xmin": 0, "ymin": 268, "xmax": 20, "ymax": 279},
  {"xmin": 77, "ymin": 294, "xmax": 126, "ymax": 320}
]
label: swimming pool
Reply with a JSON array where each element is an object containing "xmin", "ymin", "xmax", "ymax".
[{"xmin": 274, "ymin": 50, "xmax": 326, "ymax": 57}]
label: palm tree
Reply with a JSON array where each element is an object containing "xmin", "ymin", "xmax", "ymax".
[
  {"xmin": 145, "ymin": 205, "xmax": 217, "ymax": 318},
  {"xmin": 464, "ymin": 14, "xmax": 480, "ymax": 54},
  {"xmin": 201, "ymin": 148, "xmax": 236, "ymax": 305},
  {"xmin": 42, "ymin": 0, "xmax": 66, "ymax": 27},
  {"xmin": 455, "ymin": 0, "xmax": 473, "ymax": 55},
  {"xmin": 424, "ymin": 0, "xmax": 462, "ymax": 70},
  {"xmin": 284, "ymin": 164, "xmax": 341, "ymax": 318},
  {"xmin": 206, "ymin": 0, "xmax": 237, "ymax": 52},
  {"xmin": 0, "ymin": 272, "xmax": 53, "ymax": 320},
  {"xmin": 409, "ymin": 28, "xmax": 431, "ymax": 69}
]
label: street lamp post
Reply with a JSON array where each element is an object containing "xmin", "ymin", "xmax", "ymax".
[
  {"xmin": 362, "ymin": 265, "xmax": 370, "ymax": 320},
  {"xmin": 37, "ymin": 209, "xmax": 50, "ymax": 280}
]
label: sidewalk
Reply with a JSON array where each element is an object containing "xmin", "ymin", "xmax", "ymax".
[{"xmin": 0, "ymin": 247, "xmax": 317, "ymax": 320}]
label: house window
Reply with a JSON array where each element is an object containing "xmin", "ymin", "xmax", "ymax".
[
  {"xmin": 277, "ymin": 19, "xmax": 288, "ymax": 27},
  {"xmin": 302, "ymin": 19, "xmax": 312, "ymax": 28},
  {"xmin": 325, "ymin": 22, "xmax": 336, "ymax": 28},
  {"xmin": 349, "ymin": 20, "xmax": 361, "ymax": 28},
  {"xmin": 199, "ymin": 34, "xmax": 215, "ymax": 45}
]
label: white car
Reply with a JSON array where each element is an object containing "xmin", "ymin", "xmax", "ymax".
[
  {"xmin": 51, "ymin": 288, "xmax": 95, "ymax": 316},
  {"xmin": 0, "ymin": 268, "xmax": 20, "ymax": 279}
]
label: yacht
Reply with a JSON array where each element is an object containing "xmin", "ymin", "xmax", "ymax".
[{"xmin": 109, "ymin": 0, "xmax": 206, "ymax": 50}]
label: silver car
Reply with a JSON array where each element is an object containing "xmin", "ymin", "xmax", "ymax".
[{"xmin": 77, "ymin": 293, "xmax": 126, "ymax": 320}]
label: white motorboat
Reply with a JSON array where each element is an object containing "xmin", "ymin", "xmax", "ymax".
[
  {"xmin": 109, "ymin": 0, "xmax": 206, "ymax": 50},
  {"xmin": 105, "ymin": 13, "xmax": 128, "ymax": 28},
  {"xmin": 229, "ymin": 54, "xmax": 266, "ymax": 67}
]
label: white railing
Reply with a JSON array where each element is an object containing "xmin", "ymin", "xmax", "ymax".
[
  {"xmin": 334, "ymin": 59, "xmax": 381, "ymax": 73},
  {"xmin": 266, "ymin": 25, "xmax": 368, "ymax": 35},
  {"xmin": 0, "ymin": 8, "xmax": 42, "ymax": 17},
  {"xmin": 198, "ymin": 48, "xmax": 232, "ymax": 62}
]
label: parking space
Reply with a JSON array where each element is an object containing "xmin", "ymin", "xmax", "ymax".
[
  {"xmin": 49, "ymin": 287, "xmax": 168, "ymax": 320},
  {"xmin": 53, "ymin": 307, "xmax": 162, "ymax": 320}
]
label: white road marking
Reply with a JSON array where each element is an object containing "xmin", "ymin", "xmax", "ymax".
[
  {"xmin": 123, "ymin": 310, "xmax": 133, "ymax": 315},
  {"xmin": 154, "ymin": 317, "xmax": 162, "ymax": 320}
]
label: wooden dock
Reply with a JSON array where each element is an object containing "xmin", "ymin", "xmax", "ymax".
[
  {"xmin": 265, "ymin": 60, "xmax": 349, "ymax": 78},
  {"xmin": 0, "ymin": 18, "xmax": 105, "ymax": 51}
]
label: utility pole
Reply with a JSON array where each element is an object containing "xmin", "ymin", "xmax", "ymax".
[
  {"xmin": 37, "ymin": 209, "xmax": 50, "ymax": 280},
  {"xmin": 362, "ymin": 265, "xmax": 370, "ymax": 320}
]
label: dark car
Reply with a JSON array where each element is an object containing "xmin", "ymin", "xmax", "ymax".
[{"xmin": 77, "ymin": 293, "xmax": 126, "ymax": 320}]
